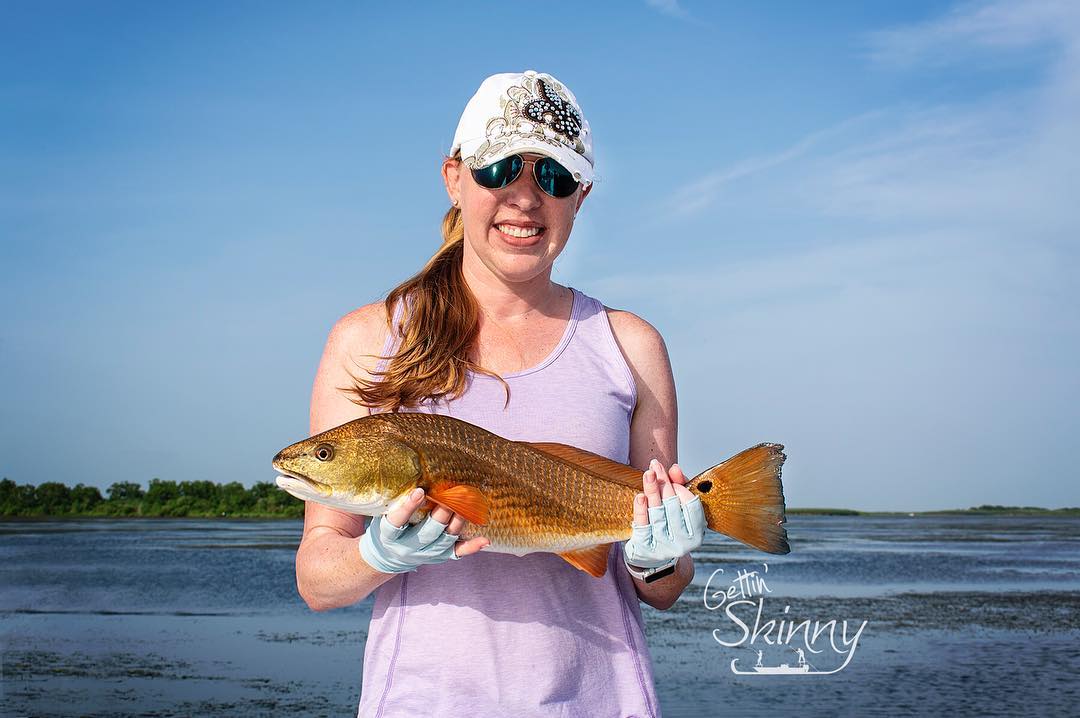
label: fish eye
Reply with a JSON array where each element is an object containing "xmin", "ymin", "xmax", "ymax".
[{"xmin": 314, "ymin": 444, "xmax": 334, "ymax": 462}]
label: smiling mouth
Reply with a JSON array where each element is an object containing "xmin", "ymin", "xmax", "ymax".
[
  {"xmin": 495, "ymin": 223, "xmax": 545, "ymax": 238},
  {"xmin": 494, "ymin": 225, "xmax": 546, "ymax": 245}
]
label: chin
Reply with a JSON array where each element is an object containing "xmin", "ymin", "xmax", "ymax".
[
  {"xmin": 482, "ymin": 251, "xmax": 556, "ymax": 281},
  {"xmin": 493, "ymin": 263, "xmax": 553, "ymax": 284}
]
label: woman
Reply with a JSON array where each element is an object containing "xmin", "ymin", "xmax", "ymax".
[{"xmin": 294, "ymin": 70, "xmax": 702, "ymax": 717}]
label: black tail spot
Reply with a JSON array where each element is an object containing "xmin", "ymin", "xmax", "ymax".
[{"xmin": 697, "ymin": 480, "xmax": 713, "ymax": 494}]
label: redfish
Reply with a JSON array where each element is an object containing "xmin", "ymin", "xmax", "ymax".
[{"xmin": 273, "ymin": 413, "xmax": 789, "ymax": 576}]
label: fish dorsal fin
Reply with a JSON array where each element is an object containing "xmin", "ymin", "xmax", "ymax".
[
  {"xmin": 427, "ymin": 481, "xmax": 490, "ymax": 525},
  {"xmin": 526, "ymin": 442, "xmax": 644, "ymax": 490},
  {"xmin": 558, "ymin": 544, "xmax": 612, "ymax": 577}
]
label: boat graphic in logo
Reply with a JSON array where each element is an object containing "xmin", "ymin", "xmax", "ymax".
[{"xmin": 732, "ymin": 647, "xmax": 815, "ymax": 675}]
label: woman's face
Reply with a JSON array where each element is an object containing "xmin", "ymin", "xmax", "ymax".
[{"xmin": 442, "ymin": 153, "xmax": 592, "ymax": 286}]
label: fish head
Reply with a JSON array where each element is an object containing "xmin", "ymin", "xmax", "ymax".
[{"xmin": 272, "ymin": 421, "xmax": 422, "ymax": 516}]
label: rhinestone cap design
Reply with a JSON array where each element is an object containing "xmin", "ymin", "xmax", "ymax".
[{"xmin": 453, "ymin": 71, "xmax": 594, "ymax": 184}]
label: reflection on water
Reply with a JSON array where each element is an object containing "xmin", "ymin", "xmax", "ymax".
[{"xmin": 2, "ymin": 516, "xmax": 1078, "ymax": 716}]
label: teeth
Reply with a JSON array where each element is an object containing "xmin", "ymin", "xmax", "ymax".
[{"xmin": 496, "ymin": 224, "xmax": 542, "ymax": 238}]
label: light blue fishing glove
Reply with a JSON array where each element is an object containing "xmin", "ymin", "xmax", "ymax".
[
  {"xmin": 624, "ymin": 495, "xmax": 706, "ymax": 569},
  {"xmin": 359, "ymin": 514, "xmax": 462, "ymax": 574}
]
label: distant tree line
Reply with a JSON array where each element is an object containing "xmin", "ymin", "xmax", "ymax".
[
  {"xmin": 0, "ymin": 478, "xmax": 303, "ymax": 518},
  {"xmin": 3, "ymin": 480, "xmax": 1075, "ymax": 519}
]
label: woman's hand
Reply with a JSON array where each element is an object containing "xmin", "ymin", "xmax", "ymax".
[
  {"xmin": 623, "ymin": 460, "xmax": 705, "ymax": 569},
  {"xmin": 359, "ymin": 487, "xmax": 489, "ymax": 574}
]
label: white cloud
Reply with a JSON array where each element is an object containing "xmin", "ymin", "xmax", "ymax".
[
  {"xmin": 661, "ymin": 112, "xmax": 884, "ymax": 218},
  {"xmin": 865, "ymin": 0, "xmax": 1080, "ymax": 68},
  {"xmin": 662, "ymin": 1, "xmax": 1080, "ymax": 233},
  {"xmin": 644, "ymin": 0, "xmax": 689, "ymax": 20}
]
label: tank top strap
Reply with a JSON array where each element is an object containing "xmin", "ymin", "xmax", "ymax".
[{"xmin": 558, "ymin": 288, "xmax": 639, "ymax": 409}]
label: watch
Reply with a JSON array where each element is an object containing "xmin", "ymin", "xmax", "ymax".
[{"xmin": 624, "ymin": 556, "xmax": 679, "ymax": 584}]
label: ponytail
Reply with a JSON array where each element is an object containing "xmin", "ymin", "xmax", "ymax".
[{"xmin": 347, "ymin": 175, "xmax": 508, "ymax": 411}]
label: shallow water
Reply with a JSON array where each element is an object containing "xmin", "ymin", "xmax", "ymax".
[{"xmin": 2, "ymin": 516, "xmax": 1077, "ymax": 716}]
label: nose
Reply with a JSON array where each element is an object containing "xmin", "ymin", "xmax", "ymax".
[{"xmin": 503, "ymin": 167, "xmax": 545, "ymax": 210}]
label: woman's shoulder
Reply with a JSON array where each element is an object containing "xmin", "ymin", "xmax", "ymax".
[
  {"xmin": 310, "ymin": 301, "xmax": 391, "ymax": 433},
  {"xmin": 316, "ymin": 301, "xmax": 392, "ymax": 395},
  {"xmin": 598, "ymin": 304, "xmax": 673, "ymax": 404},
  {"xmin": 601, "ymin": 305, "xmax": 670, "ymax": 362},
  {"xmin": 326, "ymin": 300, "xmax": 391, "ymax": 357}
]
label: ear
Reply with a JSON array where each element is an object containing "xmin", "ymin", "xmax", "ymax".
[
  {"xmin": 575, "ymin": 182, "xmax": 593, "ymax": 213},
  {"xmin": 442, "ymin": 157, "xmax": 463, "ymax": 207}
]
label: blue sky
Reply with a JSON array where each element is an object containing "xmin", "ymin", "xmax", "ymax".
[{"xmin": 2, "ymin": 1, "xmax": 1077, "ymax": 510}]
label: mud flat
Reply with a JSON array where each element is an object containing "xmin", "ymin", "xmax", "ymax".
[{"xmin": 3, "ymin": 516, "xmax": 1078, "ymax": 716}]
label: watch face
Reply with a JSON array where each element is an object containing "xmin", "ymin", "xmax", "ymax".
[{"xmin": 644, "ymin": 563, "xmax": 677, "ymax": 584}]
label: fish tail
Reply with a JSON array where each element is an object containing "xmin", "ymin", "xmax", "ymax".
[{"xmin": 689, "ymin": 443, "xmax": 790, "ymax": 554}]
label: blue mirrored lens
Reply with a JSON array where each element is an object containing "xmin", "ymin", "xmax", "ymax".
[
  {"xmin": 534, "ymin": 157, "xmax": 579, "ymax": 198},
  {"xmin": 472, "ymin": 155, "xmax": 523, "ymax": 189}
]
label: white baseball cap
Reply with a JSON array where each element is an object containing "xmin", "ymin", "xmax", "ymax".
[{"xmin": 450, "ymin": 70, "xmax": 595, "ymax": 186}]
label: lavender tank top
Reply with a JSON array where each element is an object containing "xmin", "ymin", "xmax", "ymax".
[{"xmin": 357, "ymin": 287, "xmax": 661, "ymax": 718}]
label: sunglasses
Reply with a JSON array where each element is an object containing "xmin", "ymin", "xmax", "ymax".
[{"xmin": 470, "ymin": 154, "xmax": 581, "ymax": 198}]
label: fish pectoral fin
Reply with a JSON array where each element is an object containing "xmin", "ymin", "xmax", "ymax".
[
  {"xmin": 558, "ymin": 544, "xmax": 612, "ymax": 577},
  {"xmin": 427, "ymin": 482, "xmax": 490, "ymax": 525},
  {"xmin": 526, "ymin": 442, "xmax": 644, "ymax": 490}
]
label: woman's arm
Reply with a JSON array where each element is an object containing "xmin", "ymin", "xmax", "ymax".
[
  {"xmin": 294, "ymin": 303, "xmax": 487, "ymax": 610},
  {"xmin": 606, "ymin": 308, "xmax": 694, "ymax": 611},
  {"xmin": 295, "ymin": 303, "xmax": 396, "ymax": 610}
]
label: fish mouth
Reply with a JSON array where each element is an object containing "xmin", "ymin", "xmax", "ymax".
[
  {"xmin": 273, "ymin": 471, "xmax": 393, "ymax": 518},
  {"xmin": 274, "ymin": 468, "xmax": 333, "ymax": 498}
]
